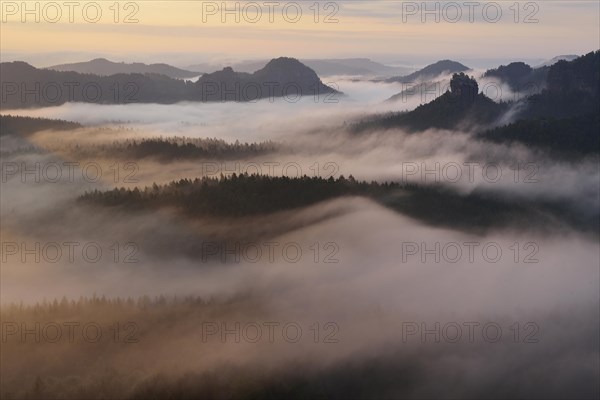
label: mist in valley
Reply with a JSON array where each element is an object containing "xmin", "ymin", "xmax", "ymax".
[{"xmin": 1, "ymin": 68, "xmax": 599, "ymax": 399}]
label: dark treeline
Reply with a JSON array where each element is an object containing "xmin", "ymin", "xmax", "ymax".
[
  {"xmin": 0, "ymin": 114, "xmax": 82, "ymax": 136},
  {"xmin": 79, "ymin": 174, "xmax": 598, "ymax": 234},
  {"xmin": 0, "ymin": 294, "xmax": 229, "ymax": 317},
  {"xmin": 127, "ymin": 358, "xmax": 423, "ymax": 400},
  {"xmin": 478, "ymin": 113, "xmax": 600, "ymax": 157},
  {"xmin": 0, "ymin": 293, "xmax": 268, "ymax": 400},
  {"xmin": 79, "ymin": 174, "xmax": 400, "ymax": 217},
  {"xmin": 67, "ymin": 137, "xmax": 279, "ymax": 161},
  {"xmin": 0, "ymin": 115, "xmax": 279, "ymax": 160},
  {"xmin": 4, "ymin": 294, "xmax": 597, "ymax": 400}
]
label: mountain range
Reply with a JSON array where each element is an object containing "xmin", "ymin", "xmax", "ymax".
[
  {"xmin": 38, "ymin": 55, "xmax": 580, "ymax": 81},
  {"xmin": 188, "ymin": 58, "xmax": 414, "ymax": 78},
  {"xmin": 44, "ymin": 58, "xmax": 415, "ymax": 79},
  {"xmin": 0, "ymin": 57, "xmax": 339, "ymax": 108},
  {"xmin": 48, "ymin": 58, "xmax": 201, "ymax": 79},
  {"xmin": 354, "ymin": 51, "xmax": 600, "ymax": 157}
]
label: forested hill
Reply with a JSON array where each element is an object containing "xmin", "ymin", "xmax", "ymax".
[
  {"xmin": 483, "ymin": 62, "xmax": 549, "ymax": 91},
  {"xmin": 385, "ymin": 60, "xmax": 470, "ymax": 83},
  {"xmin": 351, "ymin": 51, "xmax": 600, "ymax": 157},
  {"xmin": 63, "ymin": 137, "xmax": 279, "ymax": 161},
  {"xmin": 79, "ymin": 174, "xmax": 597, "ymax": 234},
  {"xmin": 354, "ymin": 73, "xmax": 507, "ymax": 132},
  {"xmin": 518, "ymin": 50, "xmax": 600, "ymax": 120},
  {"xmin": 0, "ymin": 115, "xmax": 82, "ymax": 136},
  {"xmin": 48, "ymin": 58, "xmax": 201, "ymax": 79},
  {"xmin": 0, "ymin": 57, "xmax": 339, "ymax": 109},
  {"xmin": 478, "ymin": 114, "xmax": 600, "ymax": 158},
  {"xmin": 477, "ymin": 51, "xmax": 600, "ymax": 155}
]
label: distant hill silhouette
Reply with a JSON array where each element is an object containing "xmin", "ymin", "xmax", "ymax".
[
  {"xmin": 302, "ymin": 58, "xmax": 413, "ymax": 77},
  {"xmin": 194, "ymin": 57, "xmax": 339, "ymax": 101},
  {"xmin": 483, "ymin": 62, "xmax": 549, "ymax": 91},
  {"xmin": 0, "ymin": 58, "xmax": 339, "ymax": 108},
  {"xmin": 48, "ymin": 58, "xmax": 201, "ymax": 79},
  {"xmin": 0, "ymin": 61, "xmax": 189, "ymax": 108},
  {"xmin": 188, "ymin": 58, "xmax": 413, "ymax": 78},
  {"xmin": 255, "ymin": 57, "xmax": 338, "ymax": 96},
  {"xmin": 478, "ymin": 114, "xmax": 599, "ymax": 158},
  {"xmin": 518, "ymin": 50, "xmax": 599, "ymax": 120},
  {"xmin": 355, "ymin": 73, "xmax": 506, "ymax": 132},
  {"xmin": 535, "ymin": 55, "xmax": 578, "ymax": 68},
  {"xmin": 385, "ymin": 60, "xmax": 470, "ymax": 83}
]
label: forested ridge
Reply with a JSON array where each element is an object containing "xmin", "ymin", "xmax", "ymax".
[
  {"xmin": 64, "ymin": 137, "xmax": 279, "ymax": 161},
  {"xmin": 0, "ymin": 115, "xmax": 82, "ymax": 136},
  {"xmin": 79, "ymin": 174, "xmax": 598, "ymax": 234}
]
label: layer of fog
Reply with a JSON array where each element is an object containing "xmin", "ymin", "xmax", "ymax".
[
  {"xmin": 2, "ymin": 72, "xmax": 597, "ymax": 243},
  {"xmin": 2, "ymin": 181, "xmax": 598, "ymax": 397},
  {"xmin": 1, "ymin": 77, "xmax": 405, "ymax": 140},
  {"xmin": 2, "ymin": 70, "xmax": 536, "ymax": 138},
  {"xmin": 5, "ymin": 120, "xmax": 598, "ymax": 224},
  {"xmin": 1, "ymin": 76, "xmax": 598, "ymax": 397}
]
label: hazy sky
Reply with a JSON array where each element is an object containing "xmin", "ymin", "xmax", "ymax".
[{"xmin": 1, "ymin": 1, "xmax": 599, "ymax": 67}]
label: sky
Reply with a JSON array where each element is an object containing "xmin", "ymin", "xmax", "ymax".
[{"xmin": 1, "ymin": 1, "xmax": 599, "ymax": 67}]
